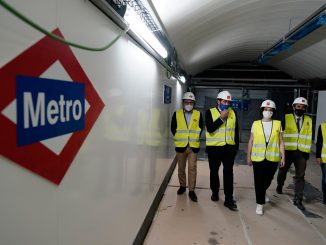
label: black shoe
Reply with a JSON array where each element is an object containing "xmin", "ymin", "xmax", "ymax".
[
  {"xmin": 189, "ymin": 191, "xmax": 198, "ymax": 202},
  {"xmin": 211, "ymin": 193, "xmax": 219, "ymax": 202},
  {"xmin": 276, "ymin": 185, "xmax": 283, "ymax": 194},
  {"xmin": 177, "ymin": 186, "xmax": 186, "ymax": 195},
  {"xmin": 224, "ymin": 200, "xmax": 238, "ymax": 211},
  {"xmin": 293, "ymin": 200, "xmax": 305, "ymax": 211}
]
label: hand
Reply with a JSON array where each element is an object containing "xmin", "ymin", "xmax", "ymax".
[
  {"xmin": 220, "ymin": 110, "xmax": 229, "ymax": 120},
  {"xmin": 247, "ymin": 159, "xmax": 253, "ymax": 166},
  {"xmin": 279, "ymin": 158, "xmax": 285, "ymax": 168},
  {"xmin": 317, "ymin": 158, "xmax": 322, "ymax": 165}
]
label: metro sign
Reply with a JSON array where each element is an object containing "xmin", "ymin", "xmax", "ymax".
[{"xmin": 0, "ymin": 29, "xmax": 105, "ymax": 184}]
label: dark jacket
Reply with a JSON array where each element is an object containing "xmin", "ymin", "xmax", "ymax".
[
  {"xmin": 316, "ymin": 125, "xmax": 323, "ymax": 158},
  {"xmin": 205, "ymin": 107, "xmax": 239, "ymax": 154},
  {"xmin": 171, "ymin": 109, "xmax": 203, "ymax": 153}
]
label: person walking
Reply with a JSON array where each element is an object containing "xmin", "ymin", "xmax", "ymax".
[
  {"xmin": 247, "ymin": 100, "xmax": 285, "ymax": 215},
  {"xmin": 276, "ymin": 97, "xmax": 312, "ymax": 211},
  {"xmin": 171, "ymin": 92, "xmax": 203, "ymax": 202},
  {"xmin": 316, "ymin": 122, "xmax": 326, "ymax": 206},
  {"xmin": 205, "ymin": 90, "xmax": 239, "ymax": 211}
]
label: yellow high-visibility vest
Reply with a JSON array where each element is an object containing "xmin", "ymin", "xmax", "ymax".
[
  {"xmin": 283, "ymin": 114, "xmax": 312, "ymax": 153},
  {"xmin": 106, "ymin": 105, "xmax": 130, "ymax": 142},
  {"xmin": 321, "ymin": 122, "xmax": 326, "ymax": 163},
  {"xmin": 174, "ymin": 109, "xmax": 201, "ymax": 148},
  {"xmin": 137, "ymin": 109, "xmax": 162, "ymax": 146},
  {"xmin": 206, "ymin": 107, "xmax": 236, "ymax": 146},
  {"xmin": 251, "ymin": 120, "xmax": 281, "ymax": 162}
]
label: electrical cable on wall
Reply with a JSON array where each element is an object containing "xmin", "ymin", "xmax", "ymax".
[{"xmin": 0, "ymin": 0, "xmax": 129, "ymax": 51}]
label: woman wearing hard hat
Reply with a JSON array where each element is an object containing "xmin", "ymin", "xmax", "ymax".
[
  {"xmin": 276, "ymin": 97, "xmax": 312, "ymax": 211},
  {"xmin": 247, "ymin": 99, "xmax": 285, "ymax": 215}
]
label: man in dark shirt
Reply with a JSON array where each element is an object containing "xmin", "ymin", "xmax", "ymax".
[
  {"xmin": 205, "ymin": 90, "xmax": 239, "ymax": 211},
  {"xmin": 276, "ymin": 97, "xmax": 311, "ymax": 211}
]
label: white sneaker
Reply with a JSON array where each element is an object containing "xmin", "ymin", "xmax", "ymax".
[
  {"xmin": 256, "ymin": 204, "xmax": 263, "ymax": 215},
  {"xmin": 265, "ymin": 195, "xmax": 270, "ymax": 203}
]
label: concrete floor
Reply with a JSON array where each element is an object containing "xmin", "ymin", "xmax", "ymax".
[{"xmin": 144, "ymin": 152, "xmax": 326, "ymax": 245}]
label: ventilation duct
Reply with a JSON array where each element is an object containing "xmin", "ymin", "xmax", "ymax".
[{"xmin": 256, "ymin": 4, "xmax": 326, "ymax": 64}]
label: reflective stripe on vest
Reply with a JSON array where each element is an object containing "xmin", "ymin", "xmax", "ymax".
[
  {"xmin": 283, "ymin": 114, "xmax": 312, "ymax": 153},
  {"xmin": 251, "ymin": 120, "xmax": 281, "ymax": 162},
  {"xmin": 174, "ymin": 109, "xmax": 201, "ymax": 148},
  {"xmin": 321, "ymin": 123, "xmax": 326, "ymax": 163},
  {"xmin": 205, "ymin": 107, "xmax": 236, "ymax": 146},
  {"xmin": 136, "ymin": 109, "xmax": 162, "ymax": 146}
]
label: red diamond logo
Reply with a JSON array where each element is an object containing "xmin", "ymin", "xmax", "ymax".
[{"xmin": 0, "ymin": 29, "xmax": 105, "ymax": 185}]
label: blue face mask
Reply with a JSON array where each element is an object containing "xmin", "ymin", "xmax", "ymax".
[{"xmin": 220, "ymin": 104, "xmax": 229, "ymax": 111}]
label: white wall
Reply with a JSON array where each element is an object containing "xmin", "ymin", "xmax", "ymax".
[
  {"xmin": 315, "ymin": 90, "xmax": 326, "ymax": 142},
  {"xmin": 0, "ymin": 1, "xmax": 183, "ymax": 244}
]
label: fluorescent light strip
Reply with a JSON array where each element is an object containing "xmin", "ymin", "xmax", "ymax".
[{"xmin": 124, "ymin": 6, "xmax": 168, "ymax": 58}]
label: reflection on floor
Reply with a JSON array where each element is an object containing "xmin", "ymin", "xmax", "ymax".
[{"xmin": 144, "ymin": 151, "xmax": 326, "ymax": 245}]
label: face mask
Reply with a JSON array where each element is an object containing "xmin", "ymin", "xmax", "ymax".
[
  {"xmin": 220, "ymin": 104, "xmax": 229, "ymax": 111},
  {"xmin": 262, "ymin": 110, "xmax": 273, "ymax": 119},
  {"xmin": 184, "ymin": 104, "xmax": 193, "ymax": 112},
  {"xmin": 294, "ymin": 109, "xmax": 305, "ymax": 117}
]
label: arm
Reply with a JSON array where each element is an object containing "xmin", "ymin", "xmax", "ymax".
[
  {"xmin": 316, "ymin": 125, "xmax": 322, "ymax": 165},
  {"xmin": 281, "ymin": 116, "xmax": 286, "ymax": 131},
  {"xmin": 234, "ymin": 111, "xmax": 239, "ymax": 151},
  {"xmin": 279, "ymin": 132, "xmax": 285, "ymax": 167},
  {"xmin": 199, "ymin": 112, "xmax": 204, "ymax": 136},
  {"xmin": 170, "ymin": 112, "xmax": 177, "ymax": 136},
  {"xmin": 247, "ymin": 132, "xmax": 254, "ymax": 166},
  {"xmin": 205, "ymin": 109, "xmax": 224, "ymax": 133}
]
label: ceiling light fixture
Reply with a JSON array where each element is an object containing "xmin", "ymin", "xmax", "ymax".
[
  {"xmin": 124, "ymin": 6, "xmax": 168, "ymax": 58},
  {"xmin": 179, "ymin": 76, "xmax": 186, "ymax": 83}
]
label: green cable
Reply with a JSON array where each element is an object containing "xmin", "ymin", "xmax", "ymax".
[{"xmin": 0, "ymin": 0, "xmax": 129, "ymax": 51}]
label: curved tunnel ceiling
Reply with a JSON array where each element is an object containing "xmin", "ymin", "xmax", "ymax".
[{"xmin": 151, "ymin": 0, "xmax": 326, "ymax": 80}]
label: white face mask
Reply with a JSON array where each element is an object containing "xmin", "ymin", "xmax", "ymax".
[
  {"xmin": 262, "ymin": 110, "xmax": 273, "ymax": 119},
  {"xmin": 184, "ymin": 104, "xmax": 193, "ymax": 112}
]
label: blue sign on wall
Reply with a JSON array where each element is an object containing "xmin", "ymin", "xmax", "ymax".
[
  {"xmin": 231, "ymin": 100, "xmax": 241, "ymax": 111},
  {"xmin": 164, "ymin": 85, "xmax": 172, "ymax": 104},
  {"xmin": 230, "ymin": 99, "xmax": 251, "ymax": 111},
  {"xmin": 16, "ymin": 76, "xmax": 85, "ymax": 146},
  {"xmin": 242, "ymin": 99, "xmax": 250, "ymax": 111}
]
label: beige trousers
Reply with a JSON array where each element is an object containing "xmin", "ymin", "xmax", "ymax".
[{"xmin": 177, "ymin": 146, "xmax": 197, "ymax": 191}]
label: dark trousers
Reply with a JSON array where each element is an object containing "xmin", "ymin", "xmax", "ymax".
[
  {"xmin": 321, "ymin": 164, "xmax": 326, "ymax": 203},
  {"xmin": 207, "ymin": 146, "xmax": 236, "ymax": 202},
  {"xmin": 277, "ymin": 150, "xmax": 307, "ymax": 201},
  {"xmin": 253, "ymin": 161, "xmax": 278, "ymax": 204}
]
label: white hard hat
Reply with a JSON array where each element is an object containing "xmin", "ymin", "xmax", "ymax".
[
  {"xmin": 182, "ymin": 92, "xmax": 195, "ymax": 101},
  {"xmin": 217, "ymin": 90, "xmax": 232, "ymax": 101},
  {"xmin": 261, "ymin": 99, "xmax": 276, "ymax": 109},
  {"xmin": 292, "ymin": 97, "xmax": 308, "ymax": 106}
]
